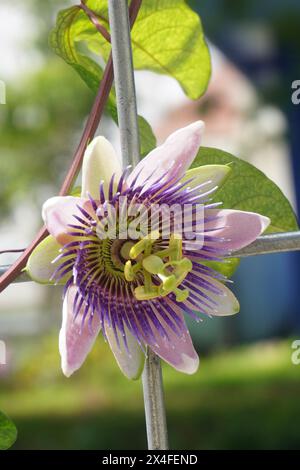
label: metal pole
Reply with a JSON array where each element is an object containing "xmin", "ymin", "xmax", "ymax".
[
  {"xmin": 108, "ymin": 0, "xmax": 140, "ymax": 169},
  {"xmin": 229, "ymin": 231, "xmax": 300, "ymax": 258},
  {"xmin": 142, "ymin": 349, "xmax": 169, "ymax": 449},
  {"xmin": 108, "ymin": 0, "xmax": 169, "ymax": 450}
]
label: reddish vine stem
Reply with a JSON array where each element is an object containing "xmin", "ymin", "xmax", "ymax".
[
  {"xmin": 80, "ymin": 1, "xmax": 111, "ymax": 43},
  {"xmin": 0, "ymin": 0, "xmax": 142, "ymax": 293},
  {"xmin": 59, "ymin": 54, "xmax": 114, "ymax": 196},
  {"xmin": 0, "ymin": 249, "xmax": 26, "ymax": 255}
]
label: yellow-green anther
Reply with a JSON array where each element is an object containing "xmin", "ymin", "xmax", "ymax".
[
  {"xmin": 124, "ymin": 260, "xmax": 135, "ymax": 281},
  {"xmin": 129, "ymin": 239, "xmax": 149, "ymax": 260},
  {"xmin": 134, "ymin": 285, "xmax": 160, "ymax": 301},
  {"xmin": 125, "ymin": 231, "xmax": 192, "ymax": 303},
  {"xmin": 174, "ymin": 288, "xmax": 189, "ymax": 302},
  {"xmin": 180, "ymin": 258, "xmax": 193, "ymax": 272},
  {"xmin": 172, "ymin": 258, "xmax": 192, "ymax": 274},
  {"xmin": 161, "ymin": 274, "xmax": 177, "ymax": 292},
  {"xmin": 142, "ymin": 255, "xmax": 165, "ymax": 275},
  {"xmin": 124, "ymin": 260, "xmax": 142, "ymax": 281},
  {"xmin": 120, "ymin": 241, "xmax": 134, "ymax": 260}
]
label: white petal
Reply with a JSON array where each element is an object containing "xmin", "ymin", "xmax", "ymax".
[
  {"xmin": 146, "ymin": 301, "xmax": 199, "ymax": 374},
  {"xmin": 81, "ymin": 136, "xmax": 122, "ymax": 199},
  {"xmin": 42, "ymin": 196, "xmax": 88, "ymax": 245},
  {"xmin": 127, "ymin": 121, "xmax": 205, "ymax": 191},
  {"xmin": 26, "ymin": 235, "xmax": 62, "ymax": 284},
  {"xmin": 205, "ymin": 209, "xmax": 270, "ymax": 252},
  {"xmin": 59, "ymin": 286, "xmax": 101, "ymax": 377},
  {"xmin": 184, "ymin": 274, "xmax": 240, "ymax": 316},
  {"xmin": 105, "ymin": 320, "xmax": 145, "ymax": 380}
]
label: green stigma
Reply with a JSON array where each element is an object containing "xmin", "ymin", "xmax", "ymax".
[{"xmin": 124, "ymin": 232, "xmax": 192, "ymax": 302}]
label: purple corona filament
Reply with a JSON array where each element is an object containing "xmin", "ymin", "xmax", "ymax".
[{"xmin": 52, "ymin": 168, "xmax": 229, "ymax": 351}]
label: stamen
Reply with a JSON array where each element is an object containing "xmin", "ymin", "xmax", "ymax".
[{"xmin": 125, "ymin": 233, "xmax": 193, "ymax": 302}]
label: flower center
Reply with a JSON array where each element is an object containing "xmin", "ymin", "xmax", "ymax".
[
  {"xmin": 124, "ymin": 232, "xmax": 192, "ymax": 302},
  {"xmin": 58, "ymin": 171, "xmax": 198, "ymax": 303},
  {"xmin": 101, "ymin": 239, "xmax": 134, "ymax": 277}
]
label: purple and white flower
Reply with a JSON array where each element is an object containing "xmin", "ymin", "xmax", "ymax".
[{"xmin": 27, "ymin": 121, "xmax": 270, "ymax": 379}]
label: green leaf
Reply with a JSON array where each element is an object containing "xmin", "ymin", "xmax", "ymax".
[
  {"xmin": 134, "ymin": 0, "xmax": 211, "ymax": 98},
  {"xmin": 69, "ymin": 186, "xmax": 82, "ymax": 197},
  {"xmin": 137, "ymin": 115, "xmax": 157, "ymax": 158},
  {"xmin": 0, "ymin": 411, "xmax": 17, "ymax": 450},
  {"xmin": 194, "ymin": 147, "xmax": 299, "ymax": 233},
  {"xmin": 202, "ymin": 258, "xmax": 240, "ymax": 279},
  {"xmin": 191, "ymin": 147, "xmax": 298, "ymax": 278},
  {"xmin": 49, "ymin": 4, "xmax": 156, "ymax": 157},
  {"xmin": 50, "ymin": 0, "xmax": 211, "ymax": 100},
  {"xmin": 49, "ymin": 6, "xmax": 103, "ymax": 91}
]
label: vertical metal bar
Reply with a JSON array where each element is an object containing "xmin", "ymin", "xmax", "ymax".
[
  {"xmin": 142, "ymin": 349, "xmax": 169, "ymax": 450},
  {"xmin": 108, "ymin": 0, "xmax": 140, "ymax": 169},
  {"xmin": 108, "ymin": 0, "xmax": 169, "ymax": 451}
]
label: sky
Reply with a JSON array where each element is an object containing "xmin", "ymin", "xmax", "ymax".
[{"xmin": 0, "ymin": 4, "xmax": 42, "ymax": 81}]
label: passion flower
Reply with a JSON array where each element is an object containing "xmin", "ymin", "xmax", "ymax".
[{"xmin": 27, "ymin": 122, "xmax": 270, "ymax": 379}]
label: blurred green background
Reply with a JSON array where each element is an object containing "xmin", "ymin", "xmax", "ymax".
[
  {"xmin": 2, "ymin": 336, "xmax": 300, "ymax": 450},
  {"xmin": 1, "ymin": 0, "xmax": 300, "ymax": 450}
]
